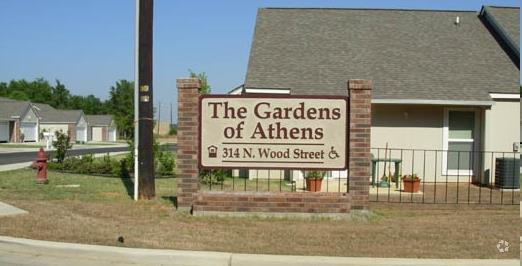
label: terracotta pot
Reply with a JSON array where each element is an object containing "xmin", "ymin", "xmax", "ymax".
[
  {"xmin": 306, "ymin": 178, "xmax": 323, "ymax": 192},
  {"xmin": 403, "ymin": 179, "xmax": 420, "ymax": 193}
]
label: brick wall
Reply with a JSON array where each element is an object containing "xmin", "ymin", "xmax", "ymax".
[
  {"xmin": 194, "ymin": 192, "xmax": 351, "ymax": 215},
  {"xmin": 176, "ymin": 78, "xmax": 371, "ymax": 214},
  {"xmin": 348, "ymin": 79, "xmax": 372, "ymax": 209},
  {"xmin": 10, "ymin": 120, "xmax": 20, "ymax": 142},
  {"xmin": 102, "ymin": 127, "xmax": 108, "ymax": 141},
  {"xmin": 176, "ymin": 78, "xmax": 201, "ymax": 211},
  {"xmin": 68, "ymin": 124, "xmax": 76, "ymax": 142}
]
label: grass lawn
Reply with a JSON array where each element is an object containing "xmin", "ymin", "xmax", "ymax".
[{"xmin": 0, "ymin": 168, "xmax": 518, "ymax": 259}]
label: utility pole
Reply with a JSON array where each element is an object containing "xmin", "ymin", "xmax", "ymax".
[
  {"xmin": 133, "ymin": 0, "xmax": 139, "ymax": 201},
  {"xmin": 136, "ymin": 0, "xmax": 155, "ymax": 200},
  {"xmin": 170, "ymin": 102, "xmax": 173, "ymax": 130},
  {"xmin": 157, "ymin": 101, "xmax": 161, "ymax": 135}
]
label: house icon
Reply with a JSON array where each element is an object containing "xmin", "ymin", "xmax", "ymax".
[{"xmin": 207, "ymin": 145, "xmax": 218, "ymax": 158}]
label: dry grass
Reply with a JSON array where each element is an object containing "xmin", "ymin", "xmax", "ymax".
[
  {"xmin": 0, "ymin": 169, "xmax": 518, "ymax": 259},
  {"xmin": 371, "ymin": 182, "xmax": 520, "ymax": 205}
]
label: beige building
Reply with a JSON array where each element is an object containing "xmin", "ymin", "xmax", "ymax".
[
  {"xmin": 86, "ymin": 115, "xmax": 117, "ymax": 142},
  {"xmin": 0, "ymin": 97, "xmax": 39, "ymax": 143},
  {"xmin": 232, "ymin": 6, "xmax": 520, "ymax": 184},
  {"xmin": 34, "ymin": 103, "xmax": 88, "ymax": 143}
]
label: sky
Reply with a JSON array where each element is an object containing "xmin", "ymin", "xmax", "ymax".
[{"xmin": 0, "ymin": 0, "xmax": 520, "ymax": 122}]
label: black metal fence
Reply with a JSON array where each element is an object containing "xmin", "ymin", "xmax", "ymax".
[
  {"xmin": 370, "ymin": 148, "xmax": 520, "ymax": 205},
  {"xmin": 198, "ymin": 148, "xmax": 519, "ymax": 205},
  {"xmin": 199, "ymin": 168, "xmax": 350, "ymax": 193}
]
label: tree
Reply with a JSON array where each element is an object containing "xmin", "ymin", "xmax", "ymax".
[
  {"xmin": 27, "ymin": 78, "xmax": 53, "ymax": 103},
  {"xmin": 107, "ymin": 80, "xmax": 134, "ymax": 139},
  {"xmin": 51, "ymin": 80, "xmax": 71, "ymax": 109},
  {"xmin": 189, "ymin": 69, "xmax": 211, "ymax": 94},
  {"xmin": 69, "ymin": 94, "xmax": 105, "ymax": 115},
  {"xmin": 0, "ymin": 82, "xmax": 7, "ymax": 97},
  {"xmin": 8, "ymin": 90, "xmax": 29, "ymax": 101}
]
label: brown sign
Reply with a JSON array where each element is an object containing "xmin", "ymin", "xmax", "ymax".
[{"xmin": 199, "ymin": 95, "xmax": 348, "ymax": 169}]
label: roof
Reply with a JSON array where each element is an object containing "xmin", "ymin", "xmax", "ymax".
[
  {"xmin": 33, "ymin": 104, "xmax": 84, "ymax": 124},
  {"xmin": 244, "ymin": 7, "xmax": 520, "ymax": 101},
  {"xmin": 32, "ymin": 103, "xmax": 56, "ymax": 114},
  {"xmin": 86, "ymin": 115, "xmax": 113, "ymax": 126},
  {"xmin": 482, "ymin": 6, "xmax": 520, "ymax": 51},
  {"xmin": 0, "ymin": 100, "xmax": 31, "ymax": 121}
]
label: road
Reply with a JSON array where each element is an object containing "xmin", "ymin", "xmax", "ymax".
[{"xmin": 0, "ymin": 144, "xmax": 176, "ymax": 165}]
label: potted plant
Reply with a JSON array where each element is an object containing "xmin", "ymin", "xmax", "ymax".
[
  {"xmin": 379, "ymin": 175, "xmax": 390, "ymax": 188},
  {"xmin": 402, "ymin": 173, "xmax": 421, "ymax": 193},
  {"xmin": 305, "ymin": 171, "xmax": 325, "ymax": 192}
]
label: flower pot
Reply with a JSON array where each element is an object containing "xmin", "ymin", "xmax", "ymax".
[
  {"xmin": 403, "ymin": 179, "xmax": 420, "ymax": 193},
  {"xmin": 306, "ymin": 178, "xmax": 322, "ymax": 192},
  {"xmin": 378, "ymin": 180, "xmax": 390, "ymax": 188}
]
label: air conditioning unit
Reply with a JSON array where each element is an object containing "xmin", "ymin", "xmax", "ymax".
[{"xmin": 494, "ymin": 158, "xmax": 520, "ymax": 189}]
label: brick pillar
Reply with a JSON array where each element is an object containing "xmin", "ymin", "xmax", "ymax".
[
  {"xmin": 348, "ymin": 79, "xmax": 372, "ymax": 209},
  {"xmin": 176, "ymin": 78, "xmax": 201, "ymax": 211}
]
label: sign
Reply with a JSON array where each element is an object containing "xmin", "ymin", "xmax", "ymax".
[{"xmin": 199, "ymin": 95, "xmax": 348, "ymax": 169}]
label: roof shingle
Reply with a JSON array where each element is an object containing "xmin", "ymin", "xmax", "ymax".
[
  {"xmin": 245, "ymin": 7, "xmax": 519, "ymax": 101},
  {"xmin": 86, "ymin": 115, "xmax": 113, "ymax": 126},
  {"xmin": 33, "ymin": 103, "xmax": 83, "ymax": 123}
]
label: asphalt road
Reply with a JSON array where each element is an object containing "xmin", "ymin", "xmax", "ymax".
[{"xmin": 0, "ymin": 144, "xmax": 176, "ymax": 165}]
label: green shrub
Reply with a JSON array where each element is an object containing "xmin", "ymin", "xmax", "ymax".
[
  {"xmin": 47, "ymin": 161, "xmax": 63, "ymax": 170},
  {"xmin": 200, "ymin": 169, "xmax": 229, "ymax": 184},
  {"xmin": 93, "ymin": 154, "xmax": 113, "ymax": 175},
  {"xmin": 157, "ymin": 150, "xmax": 175, "ymax": 176},
  {"xmin": 169, "ymin": 126, "xmax": 177, "ymax": 135},
  {"xmin": 111, "ymin": 159, "xmax": 122, "ymax": 177},
  {"xmin": 52, "ymin": 130, "xmax": 73, "ymax": 163},
  {"xmin": 304, "ymin": 171, "xmax": 326, "ymax": 180}
]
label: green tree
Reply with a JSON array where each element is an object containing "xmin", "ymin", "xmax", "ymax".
[
  {"xmin": 189, "ymin": 69, "xmax": 211, "ymax": 94},
  {"xmin": 107, "ymin": 80, "xmax": 134, "ymax": 139},
  {"xmin": 69, "ymin": 94, "xmax": 106, "ymax": 115},
  {"xmin": 4, "ymin": 78, "xmax": 53, "ymax": 103},
  {"xmin": 51, "ymin": 80, "xmax": 71, "ymax": 109},
  {"xmin": 8, "ymin": 90, "xmax": 29, "ymax": 101},
  {"xmin": 27, "ymin": 78, "xmax": 53, "ymax": 103},
  {"xmin": 0, "ymin": 82, "xmax": 7, "ymax": 97}
]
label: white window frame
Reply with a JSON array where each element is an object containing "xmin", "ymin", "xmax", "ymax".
[{"xmin": 442, "ymin": 108, "xmax": 480, "ymax": 176}]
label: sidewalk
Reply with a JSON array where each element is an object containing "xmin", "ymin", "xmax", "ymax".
[
  {"xmin": 0, "ymin": 143, "xmax": 127, "ymax": 154},
  {"xmin": 0, "ymin": 236, "xmax": 517, "ymax": 266},
  {"xmin": 0, "ymin": 202, "xmax": 27, "ymax": 217}
]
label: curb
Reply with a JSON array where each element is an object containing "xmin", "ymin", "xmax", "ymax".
[{"xmin": 0, "ymin": 236, "xmax": 518, "ymax": 266}]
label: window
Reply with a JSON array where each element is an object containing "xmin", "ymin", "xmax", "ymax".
[{"xmin": 443, "ymin": 109, "xmax": 478, "ymax": 175}]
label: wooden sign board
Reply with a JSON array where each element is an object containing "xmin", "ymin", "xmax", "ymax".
[{"xmin": 199, "ymin": 95, "xmax": 348, "ymax": 169}]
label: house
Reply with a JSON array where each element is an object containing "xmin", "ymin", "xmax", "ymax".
[
  {"xmin": 0, "ymin": 97, "xmax": 39, "ymax": 142},
  {"xmin": 237, "ymin": 6, "xmax": 519, "ymax": 183},
  {"xmin": 34, "ymin": 103, "xmax": 88, "ymax": 143},
  {"xmin": 85, "ymin": 115, "xmax": 117, "ymax": 142}
]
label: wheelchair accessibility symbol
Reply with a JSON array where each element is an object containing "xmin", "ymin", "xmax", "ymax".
[{"xmin": 328, "ymin": 146, "xmax": 340, "ymax": 159}]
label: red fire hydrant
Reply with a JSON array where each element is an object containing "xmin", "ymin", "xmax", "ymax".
[{"xmin": 32, "ymin": 147, "xmax": 48, "ymax": 184}]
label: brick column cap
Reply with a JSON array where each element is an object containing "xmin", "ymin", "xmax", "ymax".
[
  {"xmin": 177, "ymin": 78, "xmax": 201, "ymax": 89},
  {"xmin": 347, "ymin": 79, "xmax": 372, "ymax": 90}
]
